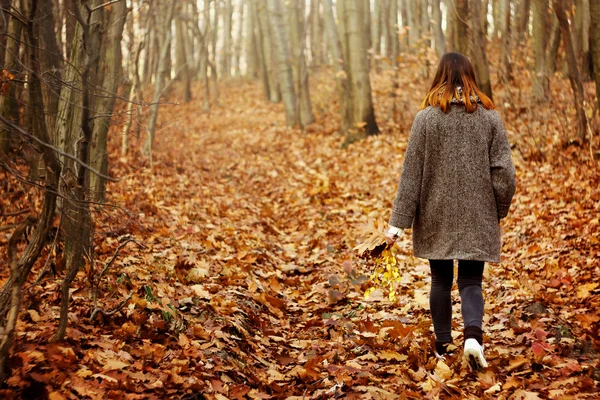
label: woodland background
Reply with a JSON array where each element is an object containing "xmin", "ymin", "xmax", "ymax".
[{"xmin": 0, "ymin": 0, "xmax": 599, "ymax": 398}]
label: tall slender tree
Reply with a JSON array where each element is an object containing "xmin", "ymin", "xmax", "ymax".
[
  {"xmin": 338, "ymin": 0, "xmax": 379, "ymax": 144},
  {"xmin": 432, "ymin": 0, "xmax": 446, "ymax": 57},
  {"xmin": 90, "ymin": 1, "xmax": 127, "ymax": 201},
  {"xmin": 532, "ymin": 0, "xmax": 549, "ymax": 102},
  {"xmin": 267, "ymin": 0, "xmax": 297, "ymax": 127},
  {"xmin": 591, "ymin": 0, "xmax": 600, "ymax": 110},
  {"xmin": 552, "ymin": 0, "xmax": 588, "ymax": 142}
]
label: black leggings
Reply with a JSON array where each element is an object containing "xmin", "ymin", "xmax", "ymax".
[{"xmin": 429, "ymin": 259, "xmax": 484, "ymax": 345}]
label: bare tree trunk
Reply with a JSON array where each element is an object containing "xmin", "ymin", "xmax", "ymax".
[
  {"xmin": 552, "ymin": 0, "xmax": 588, "ymax": 142},
  {"xmin": 470, "ymin": 0, "xmax": 493, "ymax": 99},
  {"xmin": 222, "ymin": 0, "xmax": 232, "ymax": 78},
  {"xmin": 267, "ymin": 0, "xmax": 297, "ymax": 127},
  {"xmin": 371, "ymin": 0, "xmax": 382, "ymax": 71},
  {"xmin": 234, "ymin": 0, "xmax": 245, "ymax": 77},
  {"xmin": 482, "ymin": 0, "xmax": 490, "ymax": 34},
  {"xmin": 287, "ymin": 0, "xmax": 315, "ymax": 128},
  {"xmin": 574, "ymin": 0, "xmax": 591, "ymax": 80},
  {"xmin": 250, "ymin": 0, "xmax": 268, "ymax": 98},
  {"xmin": 122, "ymin": 43, "xmax": 142, "ymax": 155},
  {"xmin": 516, "ymin": 0, "xmax": 531, "ymax": 42},
  {"xmin": 340, "ymin": 0, "xmax": 379, "ymax": 145},
  {"xmin": 90, "ymin": 1, "xmax": 126, "ymax": 202},
  {"xmin": 0, "ymin": 0, "xmax": 61, "ymax": 361},
  {"xmin": 532, "ymin": 0, "xmax": 549, "ymax": 102},
  {"xmin": 382, "ymin": 0, "xmax": 390, "ymax": 53},
  {"xmin": 432, "ymin": 0, "xmax": 446, "ymax": 57},
  {"xmin": 0, "ymin": 0, "xmax": 10, "ymax": 64},
  {"xmin": 546, "ymin": 13, "xmax": 561, "ymax": 74},
  {"xmin": 54, "ymin": 0, "xmax": 106, "ymax": 342},
  {"xmin": 38, "ymin": 0, "xmax": 63, "ymax": 136},
  {"xmin": 201, "ymin": 0, "xmax": 211, "ymax": 110},
  {"xmin": 455, "ymin": 0, "xmax": 469, "ymax": 55},
  {"xmin": 492, "ymin": 0, "xmax": 501, "ymax": 38},
  {"xmin": 0, "ymin": 1, "xmax": 24, "ymax": 156},
  {"xmin": 591, "ymin": 0, "xmax": 600, "ymax": 111},
  {"xmin": 500, "ymin": 0, "xmax": 513, "ymax": 82},
  {"xmin": 310, "ymin": 0, "xmax": 322, "ymax": 67},
  {"xmin": 388, "ymin": 0, "xmax": 400, "ymax": 67},
  {"xmin": 255, "ymin": 0, "xmax": 280, "ymax": 102},
  {"xmin": 175, "ymin": 17, "xmax": 192, "ymax": 102},
  {"xmin": 421, "ymin": 0, "xmax": 430, "ymax": 47},
  {"xmin": 245, "ymin": 0, "xmax": 258, "ymax": 78},
  {"xmin": 407, "ymin": 0, "xmax": 418, "ymax": 46},
  {"xmin": 446, "ymin": 0, "xmax": 457, "ymax": 51},
  {"xmin": 322, "ymin": 0, "xmax": 351, "ymax": 134},
  {"xmin": 142, "ymin": 0, "xmax": 176, "ymax": 160}
]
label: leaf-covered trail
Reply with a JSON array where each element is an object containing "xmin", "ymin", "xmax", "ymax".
[
  {"xmin": 4, "ymin": 70, "xmax": 599, "ymax": 398},
  {"xmin": 110, "ymin": 73, "xmax": 598, "ymax": 398}
]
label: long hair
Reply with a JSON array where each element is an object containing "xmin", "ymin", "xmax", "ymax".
[{"xmin": 421, "ymin": 52, "xmax": 494, "ymax": 113}]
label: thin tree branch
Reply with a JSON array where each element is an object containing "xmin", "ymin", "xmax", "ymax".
[{"xmin": 0, "ymin": 114, "xmax": 118, "ymax": 182}]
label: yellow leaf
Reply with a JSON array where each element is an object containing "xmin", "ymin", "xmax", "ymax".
[
  {"xmin": 378, "ymin": 350, "xmax": 408, "ymax": 361},
  {"xmin": 577, "ymin": 283, "xmax": 598, "ymax": 299},
  {"xmin": 435, "ymin": 360, "xmax": 453, "ymax": 381}
]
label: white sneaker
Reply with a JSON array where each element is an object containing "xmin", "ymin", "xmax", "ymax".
[{"xmin": 464, "ymin": 338, "xmax": 488, "ymax": 370}]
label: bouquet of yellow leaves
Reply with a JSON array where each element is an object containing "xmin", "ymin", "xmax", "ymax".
[{"xmin": 354, "ymin": 219, "xmax": 404, "ymax": 303}]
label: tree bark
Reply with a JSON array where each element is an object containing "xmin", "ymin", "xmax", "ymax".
[
  {"xmin": 591, "ymin": 0, "xmax": 600, "ymax": 111},
  {"xmin": 0, "ymin": 0, "xmax": 61, "ymax": 356},
  {"xmin": 310, "ymin": 0, "xmax": 322, "ymax": 67},
  {"xmin": 552, "ymin": 0, "xmax": 588, "ymax": 142},
  {"xmin": 470, "ymin": 0, "xmax": 493, "ymax": 99},
  {"xmin": 234, "ymin": 0, "xmax": 245, "ymax": 77},
  {"xmin": 245, "ymin": 0, "xmax": 258, "ymax": 78},
  {"xmin": 0, "ymin": 0, "xmax": 10, "ymax": 64},
  {"xmin": 574, "ymin": 0, "xmax": 591, "ymax": 80},
  {"xmin": 371, "ymin": 0, "xmax": 382, "ymax": 71},
  {"xmin": 500, "ymin": 0, "xmax": 513, "ymax": 82},
  {"xmin": 255, "ymin": 0, "xmax": 280, "ymax": 102},
  {"xmin": 546, "ymin": 13, "xmax": 561, "ymax": 74},
  {"xmin": 287, "ymin": 0, "xmax": 315, "ymax": 128},
  {"xmin": 266, "ymin": 0, "xmax": 297, "ymax": 127},
  {"xmin": 322, "ymin": 0, "xmax": 351, "ymax": 134},
  {"xmin": 142, "ymin": 0, "xmax": 176, "ymax": 160},
  {"xmin": 532, "ymin": 0, "xmax": 549, "ymax": 102},
  {"xmin": 455, "ymin": 0, "xmax": 469, "ymax": 55},
  {"xmin": 38, "ymin": 0, "xmax": 63, "ymax": 136},
  {"xmin": 432, "ymin": 0, "xmax": 446, "ymax": 57},
  {"xmin": 175, "ymin": 17, "xmax": 192, "ymax": 102},
  {"xmin": 340, "ymin": 0, "xmax": 379, "ymax": 144},
  {"xmin": 201, "ymin": 0, "xmax": 211, "ymax": 110},
  {"xmin": 388, "ymin": 0, "xmax": 400, "ymax": 67},
  {"xmin": 516, "ymin": 0, "xmax": 531, "ymax": 42},
  {"xmin": 221, "ymin": 0, "xmax": 232, "ymax": 78},
  {"xmin": 90, "ymin": 0, "xmax": 127, "ymax": 202},
  {"xmin": 421, "ymin": 0, "xmax": 430, "ymax": 47},
  {"xmin": 0, "ymin": 1, "xmax": 24, "ymax": 156}
]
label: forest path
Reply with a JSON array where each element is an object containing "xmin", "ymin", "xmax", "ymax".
[
  {"xmin": 127, "ymin": 78, "xmax": 599, "ymax": 398},
  {"xmin": 7, "ymin": 77, "xmax": 598, "ymax": 399}
]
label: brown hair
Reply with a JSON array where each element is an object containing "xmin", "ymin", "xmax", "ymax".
[{"xmin": 421, "ymin": 52, "xmax": 494, "ymax": 113}]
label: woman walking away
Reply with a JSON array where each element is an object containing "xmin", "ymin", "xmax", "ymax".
[{"xmin": 385, "ymin": 52, "xmax": 516, "ymax": 370}]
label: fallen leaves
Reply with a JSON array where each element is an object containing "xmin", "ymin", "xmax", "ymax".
[{"xmin": 1, "ymin": 51, "xmax": 599, "ymax": 399}]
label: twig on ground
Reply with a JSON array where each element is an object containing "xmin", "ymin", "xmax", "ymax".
[{"xmin": 89, "ymin": 237, "xmax": 146, "ymax": 323}]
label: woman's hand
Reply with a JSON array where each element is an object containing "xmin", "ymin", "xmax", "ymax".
[{"xmin": 385, "ymin": 226, "xmax": 404, "ymax": 246}]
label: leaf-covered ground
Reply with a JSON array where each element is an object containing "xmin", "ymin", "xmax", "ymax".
[{"xmin": 1, "ymin": 52, "xmax": 600, "ymax": 399}]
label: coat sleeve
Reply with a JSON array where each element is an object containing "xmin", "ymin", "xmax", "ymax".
[
  {"xmin": 489, "ymin": 111, "xmax": 517, "ymax": 219},
  {"xmin": 389, "ymin": 109, "xmax": 428, "ymax": 229}
]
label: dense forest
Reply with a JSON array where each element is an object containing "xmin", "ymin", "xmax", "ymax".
[{"xmin": 0, "ymin": 0, "xmax": 599, "ymax": 398}]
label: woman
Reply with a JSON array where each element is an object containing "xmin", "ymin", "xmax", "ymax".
[{"xmin": 386, "ymin": 52, "xmax": 516, "ymax": 370}]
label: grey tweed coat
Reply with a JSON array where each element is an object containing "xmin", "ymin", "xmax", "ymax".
[{"xmin": 389, "ymin": 105, "xmax": 516, "ymax": 262}]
